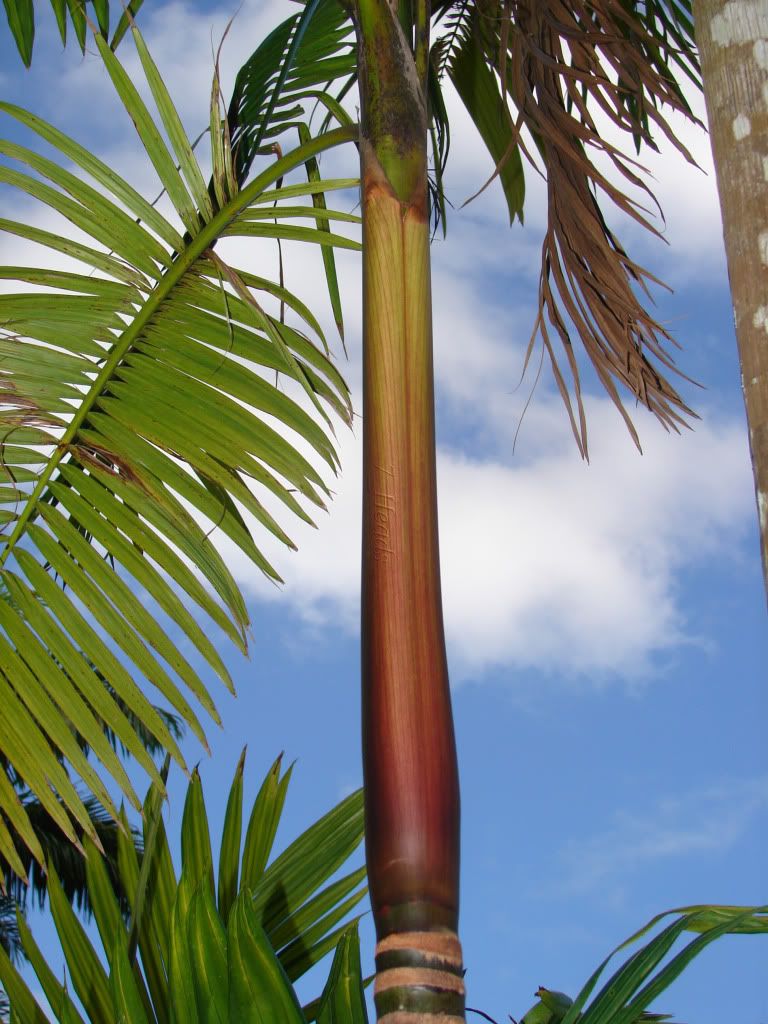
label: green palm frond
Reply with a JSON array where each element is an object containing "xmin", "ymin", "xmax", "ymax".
[
  {"xmin": 1, "ymin": 0, "xmax": 142, "ymax": 67},
  {"xmin": 1, "ymin": 569, "xmax": 184, "ymax": 764},
  {"xmin": 227, "ymin": 0, "xmax": 356, "ymax": 187},
  {"xmin": 0, "ymin": 24, "xmax": 358, "ymax": 865},
  {"xmin": 0, "ymin": 570, "xmax": 183, "ymax": 943},
  {"xmin": 79, "ymin": 683, "xmax": 184, "ymax": 762},
  {"xmin": 0, "ymin": 755, "xmax": 368, "ymax": 1024},
  {"xmin": 445, "ymin": 19, "xmax": 526, "ymax": 226},
  {"xmin": 516, "ymin": 904, "xmax": 768, "ymax": 1024},
  {"xmin": 432, "ymin": 0, "xmax": 472, "ymax": 79},
  {"xmin": 225, "ymin": 0, "xmax": 357, "ymax": 337}
]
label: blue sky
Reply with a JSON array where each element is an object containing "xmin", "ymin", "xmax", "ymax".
[{"xmin": 0, "ymin": 2, "xmax": 766, "ymax": 1022}]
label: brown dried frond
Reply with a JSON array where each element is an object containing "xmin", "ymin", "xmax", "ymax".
[
  {"xmin": 480, "ymin": 0, "xmax": 703, "ymax": 455},
  {"xmin": 69, "ymin": 441, "xmax": 145, "ymax": 487}
]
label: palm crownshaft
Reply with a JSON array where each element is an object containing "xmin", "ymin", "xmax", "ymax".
[{"xmin": 354, "ymin": 1, "xmax": 464, "ymax": 1018}]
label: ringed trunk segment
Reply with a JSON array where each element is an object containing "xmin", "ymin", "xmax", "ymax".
[
  {"xmin": 356, "ymin": 0, "xmax": 464, "ymax": 1019},
  {"xmin": 373, "ymin": 932, "xmax": 465, "ymax": 1023},
  {"xmin": 696, "ymin": 0, "xmax": 768, "ymax": 599},
  {"xmin": 361, "ymin": 150, "xmax": 464, "ymax": 1023}
]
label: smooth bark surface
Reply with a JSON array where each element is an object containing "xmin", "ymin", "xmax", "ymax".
[
  {"xmin": 696, "ymin": 0, "xmax": 768, "ymax": 599},
  {"xmin": 356, "ymin": 0, "xmax": 464, "ymax": 1019}
]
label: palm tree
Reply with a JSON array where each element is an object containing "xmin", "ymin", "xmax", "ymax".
[
  {"xmin": 0, "ymin": 1, "xmax": 743, "ymax": 1020},
  {"xmin": 0, "ymin": 896, "xmax": 19, "ymax": 967},
  {"xmin": 344, "ymin": 3, "xmax": 700, "ymax": 1018},
  {"xmin": 695, "ymin": 0, "xmax": 768, "ymax": 600}
]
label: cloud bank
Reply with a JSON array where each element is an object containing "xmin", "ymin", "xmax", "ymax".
[
  {"xmin": 556, "ymin": 776, "xmax": 768, "ymax": 893},
  {"xmin": 0, "ymin": 0, "xmax": 751, "ymax": 686},
  {"xmin": 225, "ymin": 393, "xmax": 752, "ymax": 682}
]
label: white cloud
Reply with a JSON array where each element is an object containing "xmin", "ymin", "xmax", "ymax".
[
  {"xmin": 224, "ymin": 390, "xmax": 752, "ymax": 682},
  {"xmin": 0, "ymin": 0, "xmax": 752, "ymax": 686},
  {"xmin": 556, "ymin": 776, "xmax": 768, "ymax": 893},
  {"xmin": 52, "ymin": 0, "xmax": 290, "ymax": 130}
]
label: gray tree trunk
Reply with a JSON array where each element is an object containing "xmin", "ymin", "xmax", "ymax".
[{"xmin": 695, "ymin": 0, "xmax": 768, "ymax": 601}]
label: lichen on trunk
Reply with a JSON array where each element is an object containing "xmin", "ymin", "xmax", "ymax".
[{"xmin": 696, "ymin": 0, "xmax": 768, "ymax": 599}]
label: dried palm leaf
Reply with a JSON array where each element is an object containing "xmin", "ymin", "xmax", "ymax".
[{"xmin": 443, "ymin": 0, "xmax": 702, "ymax": 454}]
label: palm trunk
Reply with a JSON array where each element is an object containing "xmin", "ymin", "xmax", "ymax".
[
  {"xmin": 353, "ymin": 0, "xmax": 464, "ymax": 1020},
  {"xmin": 695, "ymin": 0, "xmax": 768, "ymax": 600}
]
